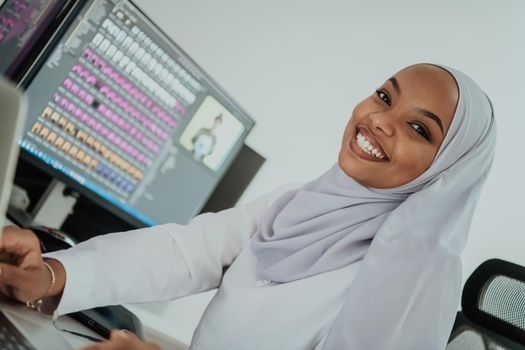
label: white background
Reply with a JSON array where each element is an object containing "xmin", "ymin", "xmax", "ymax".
[{"xmin": 129, "ymin": 0, "xmax": 525, "ymax": 345}]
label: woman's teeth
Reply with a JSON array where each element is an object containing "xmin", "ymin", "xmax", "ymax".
[{"xmin": 356, "ymin": 132, "xmax": 385, "ymax": 159}]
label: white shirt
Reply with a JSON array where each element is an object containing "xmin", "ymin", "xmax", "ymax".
[{"xmin": 45, "ymin": 185, "xmax": 361, "ymax": 349}]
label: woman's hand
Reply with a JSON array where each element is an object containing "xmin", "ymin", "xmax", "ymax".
[
  {"xmin": 79, "ymin": 330, "xmax": 162, "ymax": 350},
  {"xmin": 0, "ymin": 225, "xmax": 65, "ymax": 303}
]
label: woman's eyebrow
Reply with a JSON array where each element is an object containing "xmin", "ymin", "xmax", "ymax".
[
  {"xmin": 416, "ymin": 108, "xmax": 444, "ymax": 135},
  {"xmin": 388, "ymin": 77, "xmax": 401, "ymax": 94}
]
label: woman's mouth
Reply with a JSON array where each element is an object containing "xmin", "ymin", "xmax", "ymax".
[{"xmin": 349, "ymin": 127, "xmax": 389, "ymax": 162}]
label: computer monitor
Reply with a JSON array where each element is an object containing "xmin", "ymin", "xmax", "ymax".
[
  {"xmin": 0, "ymin": 0, "xmax": 78, "ymax": 82},
  {"xmin": 17, "ymin": 0, "xmax": 255, "ymax": 227}
]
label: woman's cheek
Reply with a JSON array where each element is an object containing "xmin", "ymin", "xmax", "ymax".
[{"xmin": 397, "ymin": 142, "xmax": 434, "ymax": 176}]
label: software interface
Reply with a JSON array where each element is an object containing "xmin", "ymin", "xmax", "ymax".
[
  {"xmin": 0, "ymin": 0, "xmax": 66, "ymax": 77},
  {"xmin": 20, "ymin": 0, "xmax": 254, "ymax": 226}
]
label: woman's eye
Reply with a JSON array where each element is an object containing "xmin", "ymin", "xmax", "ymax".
[
  {"xmin": 375, "ymin": 89, "xmax": 391, "ymax": 106},
  {"xmin": 410, "ymin": 123, "xmax": 431, "ymax": 141}
]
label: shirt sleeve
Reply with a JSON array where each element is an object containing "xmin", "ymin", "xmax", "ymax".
[{"xmin": 43, "ymin": 185, "xmax": 295, "ymax": 315}]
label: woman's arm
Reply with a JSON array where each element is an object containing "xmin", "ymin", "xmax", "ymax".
[{"xmin": 43, "ymin": 185, "xmax": 292, "ymax": 316}]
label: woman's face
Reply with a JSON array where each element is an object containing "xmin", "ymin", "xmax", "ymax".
[{"xmin": 338, "ymin": 64, "xmax": 459, "ymax": 188}]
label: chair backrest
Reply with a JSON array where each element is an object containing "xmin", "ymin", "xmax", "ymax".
[{"xmin": 447, "ymin": 259, "xmax": 525, "ymax": 350}]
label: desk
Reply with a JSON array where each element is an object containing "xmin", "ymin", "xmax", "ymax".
[
  {"xmin": 1, "ymin": 297, "xmax": 188, "ymax": 349},
  {"xmin": 1, "ymin": 296, "xmax": 95, "ymax": 349}
]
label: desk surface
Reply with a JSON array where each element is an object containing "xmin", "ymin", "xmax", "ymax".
[
  {"xmin": 1, "ymin": 297, "xmax": 189, "ymax": 350},
  {"xmin": 1, "ymin": 297, "xmax": 97, "ymax": 349}
]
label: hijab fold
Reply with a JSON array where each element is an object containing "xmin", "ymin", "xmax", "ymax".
[{"xmin": 251, "ymin": 65, "xmax": 496, "ymax": 349}]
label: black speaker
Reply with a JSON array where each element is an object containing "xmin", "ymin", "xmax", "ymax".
[{"xmin": 200, "ymin": 144, "xmax": 265, "ymax": 213}]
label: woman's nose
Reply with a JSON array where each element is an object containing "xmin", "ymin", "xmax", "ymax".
[{"xmin": 369, "ymin": 113, "xmax": 394, "ymax": 136}]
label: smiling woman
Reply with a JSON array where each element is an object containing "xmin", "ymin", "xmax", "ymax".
[
  {"xmin": 339, "ymin": 64, "xmax": 459, "ymax": 188},
  {"xmin": 0, "ymin": 63, "xmax": 496, "ymax": 350},
  {"xmin": 251, "ymin": 63, "xmax": 496, "ymax": 349}
]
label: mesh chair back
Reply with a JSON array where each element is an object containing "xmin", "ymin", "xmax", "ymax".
[
  {"xmin": 447, "ymin": 259, "xmax": 525, "ymax": 350},
  {"xmin": 478, "ymin": 275, "xmax": 525, "ymax": 332}
]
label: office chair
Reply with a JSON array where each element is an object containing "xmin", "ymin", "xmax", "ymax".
[{"xmin": 446, "ymin": 259, "xmax": 525, "ymax": 350}]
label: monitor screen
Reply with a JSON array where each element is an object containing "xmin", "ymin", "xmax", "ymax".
[
  {"xmin": 18, "ymin": 0, "xmax": 255, "ymax": 226},
  {"xmin": 0, "ymin": 0, "xmax": 71, "ymax": 79}
]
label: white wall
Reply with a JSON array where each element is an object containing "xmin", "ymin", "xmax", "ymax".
[{"xmin": 131, "ymin": 0, "xmax": 525, "ymax": 344}]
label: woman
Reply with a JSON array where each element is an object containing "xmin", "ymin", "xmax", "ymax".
[{"xmin": 0, "ymin": 63, "xmax": 496, "ymax": 349}]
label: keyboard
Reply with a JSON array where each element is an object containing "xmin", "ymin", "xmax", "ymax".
[{"xmin": 0, "ymin": 311, "xmax": 36, "ymax": 350}]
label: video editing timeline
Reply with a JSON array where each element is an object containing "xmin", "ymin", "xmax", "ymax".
[
  {"xmin": 0, "ymin": 0, "xmax": 64, "ymax": 76},
  {"xmin": 21, "ymin": 0, "xmax": 254, "ymax": 226}
]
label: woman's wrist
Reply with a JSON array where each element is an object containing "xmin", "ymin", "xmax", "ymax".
[
  {"xmin": 24, "ymin": 258, "xmax": 66, "ymax": 314},
  {"xmin": 43, "ymin": 258, "xmax": 66, "ymax": 298},
  {"xmin": 32, "ymin": 258, "xmax": 66, "ymax": 315}
]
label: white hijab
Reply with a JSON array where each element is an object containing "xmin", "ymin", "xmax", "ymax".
[{"xmin": 251, "ymin": 65, "xmax": 496, "ymax": 349}]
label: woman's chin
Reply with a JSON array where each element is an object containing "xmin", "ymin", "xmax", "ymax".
[{"xmin": 338, "ymin": 152, "xmax": 362, "ymax": 180}]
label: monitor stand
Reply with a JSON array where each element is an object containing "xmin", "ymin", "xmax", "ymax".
[{"xmin": 8, "ymin": 179, "xmax": 78, "ymax": 229}]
